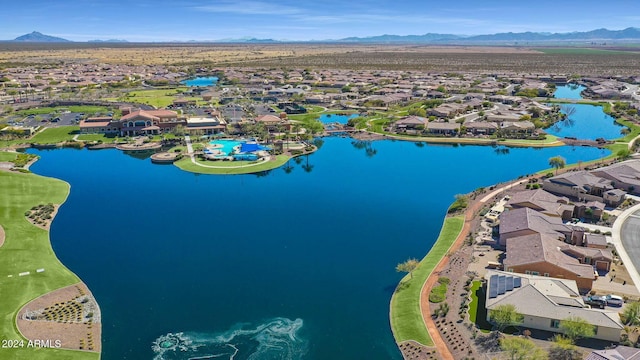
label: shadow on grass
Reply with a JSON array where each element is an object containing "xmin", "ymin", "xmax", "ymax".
[{"xmin": 472, "ymin": 284, "xmax": 493, "ymax": 332}]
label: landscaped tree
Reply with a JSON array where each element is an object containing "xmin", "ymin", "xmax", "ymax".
[
  {"xmin": 488, "ymin": 304, "xmax": 523, "ymax": 332},
  {"xmin": 621, "ymin": 301, "xmax": 640, "ymax": 325},
  {"xmin": 396, "ymin": 258, "xmax": 419, "ymax": 279},
  {"xmin": 559, "ymin": 316, "xmax": 595, "ymax": 343},
  {"xmin": 549, "ymin": 156, "xmax": 566, "ymax": 175},
  {"xmin": 548, "ymin": 335, "xmax": 582, "ymax": 360},
  {"xmin": 499, "ymin": 336, "xmax": 546, "ymax": 360}
]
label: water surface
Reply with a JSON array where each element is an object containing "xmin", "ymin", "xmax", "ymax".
[
  {"xmin": 181, "ymin": 76, "xmax": 218, "ymax": 87},
  {"xmin": 28, "ymin": 140, "xmax": 609, "ymax": 360},
  {"xmin": 545, "ymin": 104, "xmax": 623, "ymax": 140},
  {"xmin": 553, "ymin": 84, "xmax": 585, "ymax": 99},
  {"xmin": 318, "ymin": 114, "xmax": 360, "ymax": 124}
]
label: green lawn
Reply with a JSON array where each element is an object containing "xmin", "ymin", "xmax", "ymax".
[
  {"xmin": 29, "ymin": 127, "xmax": 79, "ymax": 144},
  {"xmin": 124, "ymin": 88, "xmax": 200, "ymax": 108},
  {"xmin": 0, "ymin": 152, "xmax": 18, "ymax": 161},
  {"xmin": 390, "ymin": 216, "xmax": 464, "ymax": 346},
  {"xmin": 0, "ymin": 159, "xmax": 99, "ymax": 359},
  {"xmin": 468, "ymin": 280, "xmax": 492, "ymax": 332},
  {"xmin": 174, "ymin": 154, "xmax": 291, "ymax": 175}
]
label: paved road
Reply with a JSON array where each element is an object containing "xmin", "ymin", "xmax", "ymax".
[{"xmin": 621, "ymin": 210, "xmax": 640, "ymax": 275}]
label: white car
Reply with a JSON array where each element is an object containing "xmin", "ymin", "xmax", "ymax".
[{"xmin": 606, "ymin": 294, "xmax": 624, "ymax": 307}]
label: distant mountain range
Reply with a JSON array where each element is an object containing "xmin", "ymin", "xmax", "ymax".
[
  {"xmin": 6, "ymin": 28, "xmax": 640, "ymax": 44},
  {"xmin": 13, "ymin": 31, "xmax": 71, "ymax": 42},
  {"xmin": 335, "ymin": 27, "xmax": 640, "ymax": 43}
]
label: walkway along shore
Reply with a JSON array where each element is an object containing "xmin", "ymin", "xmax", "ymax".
[{"xmin": 416, "ymin": 179, "xmax": 528, "ymax": 360}]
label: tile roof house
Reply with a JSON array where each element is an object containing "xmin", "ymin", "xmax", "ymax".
[
  {"xmin": 498, "ymin": 207, "xmax": 573, "ymax": 246},
  {"xmin": 558, "ymin": 244, "xmax": 613, "ymax": 272},
  {"xmin": 463, "ymin": 121, "xmax": 498, "ymax": 135},
  {"xmin": 586, "ymin": 345, "xmax": 640, "ymax": 360},
  {"xmin": 426, "ymin": 121, "xmax": 460, "ymax": 135},
  {"xmin": 504, "ymin": 189, "xmax": 574, "ymax": 220},
  {"xmin": 503, "ymin": 233, "xmax": 597, "ymax": 291},
  {"xmin": 485, "ymin": 270, "xmax": 622, "ymax": 342},
  {"xmin": 543, "ymin": 170, "xmax": 617, "ymax": 205},
  {"xmin": 591, "ymin": 160, "xmax": 640, "ymax": 196},
  {"xmin": 394, "ymin": 116, "xmax": 428, "ymax": 131}
]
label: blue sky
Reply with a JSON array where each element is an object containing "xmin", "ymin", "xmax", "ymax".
[{"xmin": 2, "ymin": 0, "xmax": 639, "ymax": 41}]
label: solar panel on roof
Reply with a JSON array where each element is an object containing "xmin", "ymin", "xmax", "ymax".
[
  {"xmin": 498, "ymin": 276, "xmax": 506, "ymax": 295},
  {"xmin": 489, "ymin": 283, "xmax": 498, "ymax": 298},
  {"xmin": 514, "ymin": 277, "xmax": 522, "ymax": 288},
  {"xmin": 489, "ymin": 276, "xmax": 498, "ymax": 298},
  {"xmin": 506, "ymin": 276, "xmax": 514, "ymax": 291}
]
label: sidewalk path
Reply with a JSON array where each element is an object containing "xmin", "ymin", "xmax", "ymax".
[{"xmin": 419, "ymin": 178, "xmax": 527, "ymax": 360}]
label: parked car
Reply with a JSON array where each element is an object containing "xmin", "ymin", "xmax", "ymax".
[
  {"xmin": 605, "ymin": 294, "xmax": 624, "ymax": 307},
  {"xmin": 583, "ymin": 295, "xmax": 606, "ymax": 309}
]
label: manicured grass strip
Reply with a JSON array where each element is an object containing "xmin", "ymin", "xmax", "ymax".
[
  {"xmin": 0, "ymin": 169, "xmax": 99, "ymax": 359},
  {"xmin": 390, "ymin": 216, "xmax": 464, "ymax": 346},
  {"xmin": 174, "ymin": 155, "xmax": 291, "ymax": 175},
  {"xmin": 468, "ymin": 280, "xmax": 492, "ymax": 332},
  {"xmin": 29, "ymin": 126, "xmax": 79, "ymax": 144}
]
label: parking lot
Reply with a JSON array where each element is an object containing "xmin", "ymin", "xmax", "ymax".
[{"xmin": 6, "ymin": 112, "xmax": 82, "ymax": 128}]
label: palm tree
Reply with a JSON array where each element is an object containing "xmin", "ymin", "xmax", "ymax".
[{"xmin": 549, "ymin": 156, "xmax": 566, "ymax": 175}]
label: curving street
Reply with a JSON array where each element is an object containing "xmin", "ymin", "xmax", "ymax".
[{"xmin": 621, "ymin": 210, "xmax": 640, "ymax": 277}]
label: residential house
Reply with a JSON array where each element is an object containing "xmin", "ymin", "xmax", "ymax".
[
  {"xmin": 543, "ymin": 171, "xmax": 617, "ymax": 205},
  {"xmin": 429, "ymin": 103, "xmax": 466, "ymax": 118},
  {"xmin": 394, "ymin": 116, "xmax": 428, "ymax": 132},
  {"xmin": 591, "ymin": 160, "xmax": 640, "ymax": 195},
  {"xmin": 504, "ymin": 189, "xmax": 574, "ymax": 220},
  {"xmin": 485, "ymin": 270, "xmax": 622, "ymax": 342},
  {"xmin": 585, "ymin": 345, "xmax": 640, "ymax": 360},
  {"xmin": 503, "ymin": 233, "xmax": 597, "ymax": 291},
  {"xmin": 498, "ymin": 207, "xmax": 573, "ymax": 246},
  {"xmin": 559, "ymin": 244, "xmax": 613, "ymax": 271},
  {"xmin": 499, "ymin": 121, "xmax": 535, "ymax": 135},
  {"xmin": 464, "ymin": 121, "xmax": 498, "ymax": 135},
  {"xmin": 573, "ymin": 201, "xmax": 605, "ymax": 221},
  {"xmin": 426, "ymin": 122, "xmax": 459, "ymax": 136}
]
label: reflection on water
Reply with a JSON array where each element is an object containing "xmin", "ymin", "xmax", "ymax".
[{"xmin": 152, "ymin": 318, "xmax": 306, "ymax": 360}]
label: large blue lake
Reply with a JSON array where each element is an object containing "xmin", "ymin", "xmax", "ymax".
[{"xmin": 29, "ymin": 140, "xmax": 609, "ymax": 360}]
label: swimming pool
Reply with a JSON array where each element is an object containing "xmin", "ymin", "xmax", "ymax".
[{"xmin": 210, "ymin": 140, "xmax": 242, "ymax": 156}]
